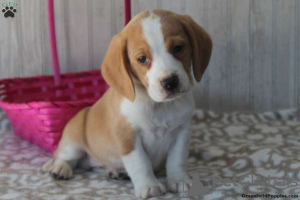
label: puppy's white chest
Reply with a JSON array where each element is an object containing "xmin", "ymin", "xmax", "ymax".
[
  {"xmin": 121, "ymin": 93, "xmax": 194, "ymax": 170},
  {"xmin": 139, "ymin": 127, "xmax": 174, "ymax": 170},
  {"xmin": 140, "ymin": 109, "xmax": 175, "ymax": 134}
]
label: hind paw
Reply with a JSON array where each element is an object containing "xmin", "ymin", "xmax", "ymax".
[{"xmin": 107, "ymin": 169, "xmax": 129, "ymax": 180}]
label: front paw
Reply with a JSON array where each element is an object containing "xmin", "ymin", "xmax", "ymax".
[
  {"xmin": 42, "ymin": 158, "xmax": 73, "ymax": 180},
  {"xmin": 135, "ymin": 182, "xmax": 166, "ymax": 199},
  {"xmin": 167, "ymin": 174, "xmax": 192, "ymax": 193}
]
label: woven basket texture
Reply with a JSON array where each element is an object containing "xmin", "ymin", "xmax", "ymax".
[{"xmin": 0, "ymin": 70, "xmax": 108, "ymax": 153}]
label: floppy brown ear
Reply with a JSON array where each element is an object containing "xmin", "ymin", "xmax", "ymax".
[
  {"xmin": 101, "ymin": 34, "xmax": 135, "ymax": 101},
  {"xmin": 181, "ymin": 15, "xmax": 212, "ymax": 82}
]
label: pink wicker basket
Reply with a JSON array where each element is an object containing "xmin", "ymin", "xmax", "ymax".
[
  {"xmin": 0, "ymin": 0, "xmax": 129, "ymax": 153},
  {"xmin": 0, "ymin": 71, "xmax": 108, "ymax": 152}
]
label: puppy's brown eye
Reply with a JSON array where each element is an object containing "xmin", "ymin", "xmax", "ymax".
[
  {"xmin": 138, "ymin": 56, "xmax": 147, "ymax": 64},
  {"xmin": 173, "ymin": 45, "xmax": 183, "ymax": 54}
]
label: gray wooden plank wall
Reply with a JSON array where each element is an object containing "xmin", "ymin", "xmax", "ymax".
[{"xmin": 0, "ymin": 0, "xmax": 299, "ymax": 112}]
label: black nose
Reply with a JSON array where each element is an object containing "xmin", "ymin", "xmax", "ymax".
[{"xmin": 161, "ymin": 75, "xmax": 179, "ymax": 91}]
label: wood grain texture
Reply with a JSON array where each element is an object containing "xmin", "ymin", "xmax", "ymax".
[
  {"xmin": 158, "ymin": 0, "xmax": 182, "ymax": 14},
  {"xmin": 228, "ymin": 0, "xmax": 251, "ymax": 111},
  {"xmin": 273, "ymin": 0, "xmax": 295, "ymax": 110},
  {"xmin": 206, "ymin": 0, "xmax": 230, "ymax": 111},
  {"xmin": 0, "ymin": 0, "xmax": 299, "ymax": 112},
  {"xmin": 131, "ymin": 0, "xmax": 159, "ymax": 14},
  {"xmin": 40, "ymin": 0, "xmax": 52, "ymax": 75},
  {"xmin": 18, "ymin": 0, "xmax": 44, "ymax": 77},
  {"xmin": 0, "ymin": 0, "xmax": 19, "ymax": 78},
  {"xmin": 53, "ymin": 0, "xmax": 69, "ymax": 74},
  {"xmin": 89, "ymin": 0, "xmax": 112, "ymax": 70},
  {"xmin": 65, "ymin": 0, "xmax": 90, "ymax": 72},
  {"xmin": 296, "ymin": 0, "xmax": 300, "ymax": 110},
  {"xmin": 111, "ymin": 0, "xmax": 124, "ymax": 35},
  {"xmin": 250, "ymin": 0, "xmax": 273, "ymax": 111}
]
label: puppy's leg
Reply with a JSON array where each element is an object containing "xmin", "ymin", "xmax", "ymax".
[
  {"xmin": 42, "ymin": 139, "xmax": 84, "ymax": 180},
  {"xmin": 121, "ymin": 135, "xmax": 166, "ymax": 199},
  {"xmin": 43, "ymin": 108, "xmax": 88, "ymax": 180},
  {"xmin": 166, "ymin": 125, "xmax": 192, "ymax": 193}
]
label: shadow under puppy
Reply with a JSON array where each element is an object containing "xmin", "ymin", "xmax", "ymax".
[{"xmin": 43, "ymin": 9, "xmax": 212, "ymax": 199}]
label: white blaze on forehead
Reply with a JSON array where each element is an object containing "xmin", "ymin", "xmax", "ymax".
[
  {"xmin": 141, "ymin": 12, "xmax": 184, "ymax": 75},
  {"xmin": 141, "ymin": 12, "xmax": 166, "ymax": 56}
]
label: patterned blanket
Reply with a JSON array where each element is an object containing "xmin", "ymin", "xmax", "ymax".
[{"xmin": 0, "ymin": 109, "xmax": 299, "ymax": 200}]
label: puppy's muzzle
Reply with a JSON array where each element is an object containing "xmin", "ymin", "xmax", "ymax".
[{"xmin": 160, "ymin": 74, "xmax": 179, "ymax": 92}]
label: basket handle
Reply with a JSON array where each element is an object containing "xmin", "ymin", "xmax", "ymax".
[
  {"xmin": 47, "ymin": 0, "xmax": 131, "ymax": 86},
  {"xmin": 124, "ymin": 0, "xmax": 131, "ymax": 25},
  {"xmin": 47, "ymin": 0, "xmax": 61, "ymax": 86}
]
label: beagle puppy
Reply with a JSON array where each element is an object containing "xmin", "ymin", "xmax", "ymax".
[{"xmin": 43, "ymin": 10, "xmax": 212, "ymax": 199}]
